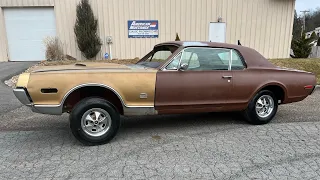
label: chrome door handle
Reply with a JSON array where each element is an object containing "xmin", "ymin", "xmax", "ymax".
[{"xmin": 222, "ymin": 75, "xmax": 233, "ymax": 79}]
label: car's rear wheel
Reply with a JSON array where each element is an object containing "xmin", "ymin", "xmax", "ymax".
[
  {"xmin": 69, "ymin": 97, "xmax": 120, "ymax": 145},
  {"xmin": 243, "ymin": 90, "xmax": 278, "ymax": 125}
]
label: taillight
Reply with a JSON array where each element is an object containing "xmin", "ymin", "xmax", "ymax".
[{"xmin": 304, "ymin": 85, "xmax": 314, "ymax": 89}]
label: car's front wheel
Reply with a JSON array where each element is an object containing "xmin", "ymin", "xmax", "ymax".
[
  {"xmin": 243, "ymin": 90, "xmax": 278, "ymax": 125},
  {"xmin": 69, "ymin": 97, "xmax": 120, "ymax": 145}
]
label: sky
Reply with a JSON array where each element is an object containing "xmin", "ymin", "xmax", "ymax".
[{"xmin": 296, "ymin": 0, "xmax": 320, "ymax": 14}]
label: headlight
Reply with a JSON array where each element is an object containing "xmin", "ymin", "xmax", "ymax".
[{"xmin": 16, "ymin": 73, "xmax": 30, "ymax": 88}]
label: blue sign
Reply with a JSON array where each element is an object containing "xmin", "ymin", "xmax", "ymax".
[{"xmin": 128, "ymin": 20, "xmax": 159, "ymax": 38}]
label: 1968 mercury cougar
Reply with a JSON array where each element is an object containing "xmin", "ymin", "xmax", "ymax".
[{"xmin": 13, "ymin": 41, "xmax": 318, "ymax": 145}]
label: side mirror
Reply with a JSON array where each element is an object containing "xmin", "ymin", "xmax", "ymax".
[{"xmin": 179, "ymin": 63, "xmax": 189, "ymax": 71}]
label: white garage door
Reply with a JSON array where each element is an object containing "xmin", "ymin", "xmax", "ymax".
[{"xmin": 4, "ymin": 8, "xmax": 56, "ymax": 61}]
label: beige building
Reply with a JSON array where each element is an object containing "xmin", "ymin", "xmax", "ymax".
[{"xmin": 0, "ymin": 0, "xmax": 295, "ymax": 62}]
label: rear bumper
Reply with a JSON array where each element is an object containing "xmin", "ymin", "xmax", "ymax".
[
  {"xmin": 13, "ymin": 88, "xmax": 63, "ymax": 115},
  {"xmin": 310, "ymin": 85, "xmax": 319, "ymax": 95}
]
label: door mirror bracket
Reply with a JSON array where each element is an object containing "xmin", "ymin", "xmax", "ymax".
[{"xmin": 178, "ymin": 63, "xmax": 189, "ymax": 71}]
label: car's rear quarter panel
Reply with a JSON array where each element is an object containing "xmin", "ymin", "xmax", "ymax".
[{"xmin": 232, "ymin": 68, "xmax": 316, "ymax": 106}]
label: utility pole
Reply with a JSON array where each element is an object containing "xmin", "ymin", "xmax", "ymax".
[{"xmin": 300, "ymin": 10, "xmax": 310, "ymax": 32}]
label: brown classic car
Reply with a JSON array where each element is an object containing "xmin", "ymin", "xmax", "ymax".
[{"xmin": 13, "ymin": 41, "xmax": 318, "ymax": 145}]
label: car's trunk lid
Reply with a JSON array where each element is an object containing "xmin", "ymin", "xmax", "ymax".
[{"xmin": 276, "ymin": 66, "xmax": 312, "ymax": 74}]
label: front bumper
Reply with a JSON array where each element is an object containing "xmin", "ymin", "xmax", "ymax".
[
  {"xmin": 13, "ymin": 88, "xmax": 33, "ymax": 106},
  {"xmin": 13, "ymin": 88, "xmax": 63, "ymax": 115}
]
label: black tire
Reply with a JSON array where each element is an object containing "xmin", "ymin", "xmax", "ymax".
[
  {"xmin": 243, "ymin": 90, "xmax": 278, "ymax": 125},
  {"xmin": 70, "ymin": 97, "xmax": 120, "ymax": 146}
]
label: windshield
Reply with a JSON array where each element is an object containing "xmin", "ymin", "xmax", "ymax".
[{"xmin": 136, "ymin": 45, "xmax": 179, "ymax": 68}]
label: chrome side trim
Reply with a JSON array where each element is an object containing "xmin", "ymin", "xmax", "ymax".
[
  {"xmin": 32, "ymin": 105, "xmax": 62, "ymax": 115},
  {"xmin": 161, "ymin": 49, "xmax": 184, "ymax": 71},
  {"xmin": 61, "ymin": 83, "xmax": 156, "ymax": 108},
  {"xmin": 123, "ymin": 107, "xmax": 158, "ymax": 116},
  {"xmin": 31, "ymin": 104, "xmax": 157, "ymax": 116},
  {"xmin": 33, "ymin": 67, "xmax": 128, "ymax": 73},
  {"xmin": 13, "ymin": 88, "xmax": 32, "ymax": 105},
  {"xmin": 228, "ymin": 49, "xmax": 233, "ymax": 71},
  {"xmin": 61, "ymin": 83, "xmax": 127, "ymax": 107}
]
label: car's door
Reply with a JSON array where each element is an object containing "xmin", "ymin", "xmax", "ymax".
[
  {"xmin": 228, "ymin": 50, "xmax": 254, "ymax": 109},
  {"xmin": 155, "ymin": 47, "xmax": 234, "ymax": 114}
]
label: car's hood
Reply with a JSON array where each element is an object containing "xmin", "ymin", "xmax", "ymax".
[{"xmin": 31, "ymin": 62, "xmax": 153, "ymax": 73}]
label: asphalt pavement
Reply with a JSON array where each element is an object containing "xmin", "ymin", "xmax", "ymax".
[
  {"xmin": 0, "ymin": 61, "xmax": 36, "ymax": 114},
  {"xmin": 0, "ymin": 61, "xmax": 320, "ymax": 179},
  {"xmin": 0, "ymin": 92, "xmax": 320, "ymax": 179}
]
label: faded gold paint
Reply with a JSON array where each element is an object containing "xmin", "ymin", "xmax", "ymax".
[
  {"xmin": 31, "ymin": 62, "xmax": 129, "ymax": 72},
  {"xmin": 26, "ymin": 64, "xmax": 157, "ymax": 106},
  {"xmin": 16, "ymin": 73, "xmax": 30, "ymax": 87}
]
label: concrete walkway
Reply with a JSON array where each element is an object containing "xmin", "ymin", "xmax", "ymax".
[{"xmin": 0, "ymin": 61, "xmax": 36, "ymax": 114}]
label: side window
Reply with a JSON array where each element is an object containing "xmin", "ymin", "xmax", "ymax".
[
  {"xmin": 230, "ymin": 50, "xmax": 245, "ymax": 70},
  {"xmin": 165, "ymin": 47, "xmax": 245, "ymax": 71},
  {"xmin": 166, "ymin": 53, "xmax": 182, "ymax": 70},
  {"xmin": 217, "ymin": 51, "xmax": 232, "ymax": 66},
  {"xmin": 181, "ymin": 51, "xmax": 200, "ymax": 69},
  {"xmin": 216, "ymin": 50, "xmax": 244, "ymax": 69},
  {"xmin": 182, "ymin": 48, "xmax": 230, "ymax": 71}
]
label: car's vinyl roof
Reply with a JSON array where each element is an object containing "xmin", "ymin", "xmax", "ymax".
[{"xmin": 156, "ymin": 41, "xmax": 276, "ymax": 69}]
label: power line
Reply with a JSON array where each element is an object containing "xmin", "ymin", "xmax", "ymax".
[{"xmin": 300, "ymin": 10, "xmax": 310, "ymax": 32}]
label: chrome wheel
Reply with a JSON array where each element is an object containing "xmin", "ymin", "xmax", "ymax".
[
  {"xmin": 255, "ymin": 95, "xmax": 274, "ymax": 118},
  {"xmin": 81, "ymin": 108, "xmax": 112, "ymax": 137}
]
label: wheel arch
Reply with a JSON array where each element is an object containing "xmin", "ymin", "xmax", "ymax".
[
  {"xmin": 62, "ymin": 83, "xmax": 125, "ymax": 115},
  {"xmin": 251, "ymin": 82, "xmax": 288, "ymax": 104}
]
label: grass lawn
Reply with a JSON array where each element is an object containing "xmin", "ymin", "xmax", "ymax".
[
  {"xmin": 40, "ymin": 58, "xmax": 320, "ymax": 84},
  {"xmin": 269, "ymin": 58, "xmax": 320, "ymax": 84}
]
